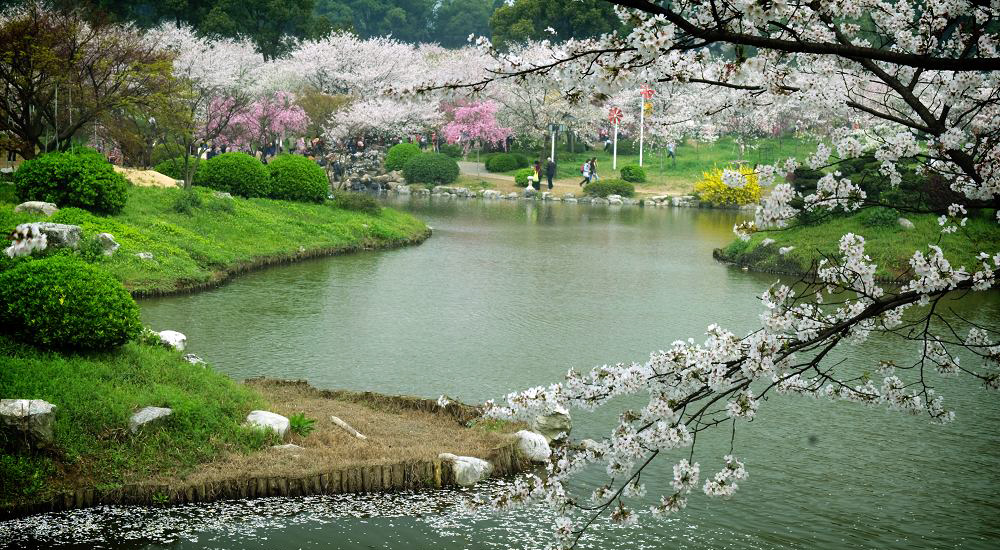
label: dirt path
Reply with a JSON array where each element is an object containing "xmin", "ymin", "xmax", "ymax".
[{"xmin": 457, "ymin": 160, "xmax": 684, "ymax": 199}]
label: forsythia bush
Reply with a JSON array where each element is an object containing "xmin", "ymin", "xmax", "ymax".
[{"xmin": 694, "ymin": 165, "xmax": 762, "ymax": 206}]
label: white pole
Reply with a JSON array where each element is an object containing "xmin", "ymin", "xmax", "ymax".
[
  {"xmin": 550, "ymin": 127, "xmax": 555, "ymax": 163},
  {"xmin": 639, "ymin": 99, "xmax": 645, "ymax": 167},
  {"xmin": 613, "ymin": 123, "xmax": 618, "ymax": 170}
]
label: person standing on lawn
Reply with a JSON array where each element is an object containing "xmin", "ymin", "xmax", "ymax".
[{"xmin": 546, "ymin": 157, "xmax": 556, "ymax": 190}]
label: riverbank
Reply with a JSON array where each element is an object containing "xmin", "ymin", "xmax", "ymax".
[
  {"xmin": 0, "ymin": 184, "xmax": 431, "ymax": 296},
  {"xmin": 714, "ymin": 211, "xmax": 1000, "ymax": 280},
  {"xmin": 0, "ymin": 336, "xmax": 526, "ymax": 517}
]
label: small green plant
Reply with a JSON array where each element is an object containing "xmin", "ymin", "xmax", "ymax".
[
  {"xmin": 485, "ymin": 153, "xmax": 526, "ymax": 172},
  {"xmin": 384, "ymin": 143, "xmax": 422, "ymax": 172},
  {"xmin": 0, "ymin": 454, "xmax": 53, "ymax": 498},
  {"xmin": 438, "ymin": 143, "xmax": 462, "ymax": 158},
  {"xmin": 860, "ymin": 206, "xmax": 901, "ymax": 228},
  {"xmin": 583, "ymin": 179, "xmax": 636, "ymax": 198},
  {"xmin": 152, "ymin": 491, "xmax": 169, "ymax": 505},
  {"xmin": 331, "ymin": 190, "xmax": 381, "ymax": 215},
  {"xmin": 77, "ymin": 234, "xmax": 109, "ymax": 263},
  {"xmin": 171, "ymin": 189, "xmax": 203, "ymax": 215},
  {"xmin": 0, "ymin": 255, "xmax": 142, "ymax": 351},
  {"xmin": 514, "ymin": 168, "xmax": 534, "ymax": 187},
  {"xmin": 14, "ymin": 150, "xmax": 129, "ymax": 215},
  {"xmin": 619, "ymin": 164, "xmax": 647, "ymax": 183},
  {"xmin": 289, "ymin": 412, "xmax": 316, "ymax": 437},
  {"xmin": 195, "ymin": 152, "xmax": 271, "ymax": 198},
  {"xmin": 402, "ymin": 153, "xmax": 460, "ymax": 185}
]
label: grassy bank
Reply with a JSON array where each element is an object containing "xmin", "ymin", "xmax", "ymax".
[
  {"xmin": 0, "ymin": 339, "xmax": 519, "ymax": 511},
  {"xmin": 0, "ymin": 184, "xmax": 429, "ymax": 295},
  {"xmin": 0, "ymin": 335, "xmax": 272, "ymax": 508},
  {"xmin": 715, "ymin": 211, "xmax": 1000, "ymax": 279}
]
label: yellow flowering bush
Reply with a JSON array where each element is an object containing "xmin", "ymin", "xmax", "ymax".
[{"xmin": 694, "ymin": 165, "xmax": 762, "ymax": 206}]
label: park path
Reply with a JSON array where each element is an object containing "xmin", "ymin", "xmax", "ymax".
[{"xmin": 457, "ymin": 161, "xmax": 513, "ymax": 184}]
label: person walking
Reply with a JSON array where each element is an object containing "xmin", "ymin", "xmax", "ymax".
[
  {"xmin": 579, "ymin": 158, "xmax": 591, "ymax": 187},
  {"xmin": 532, "ymin": 160, "xmax": 542, "ymax": 191},
  {"xmin": 589, "ymin": 157, "xmax": 599, "ymax": 181},
  {"xmin": 667, "ymin": 142, "xmax": 676, "ymax": 167},
  {"xmin": 545, "ymin": 157, "xmax": 556, "ymax": 190}
]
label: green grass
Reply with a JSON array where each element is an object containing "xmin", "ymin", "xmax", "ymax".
[
  {"xmin": 717, "ymin": 210, "xmax": 1000, "ymax": 279},
  {"xmin": 1, "ymin": 184, "xmax": 429, "ymax": 294},
  {"xmin": 490, "ymin": 136, "xmax": 819, "ymax": 192},
  {"xmin": 0, "ymin": 335, "xmax": 275, "ymax": 505}
]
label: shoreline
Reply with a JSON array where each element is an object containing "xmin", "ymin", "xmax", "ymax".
[
  {"xmin": 131, "ymin": 229, "xmax": 431, "ymax": 299},
  {"xmin": 1, "ymin": 378, "xmax": 531, "ymax": 520}
]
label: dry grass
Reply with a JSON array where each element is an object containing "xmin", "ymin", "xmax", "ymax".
[{"xmin": 150, "ymin": 379, "xmax": 516, "ymax": 486}]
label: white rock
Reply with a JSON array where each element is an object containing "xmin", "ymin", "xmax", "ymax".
[
  {"xmin": 898, "ymin": 217, "xmax": 915, "ymax": 230},
  {"xmin": 96, "ymin": 233, "xmax": 119, "ymax": 256},
  {"xmin": 563, "ymin": 198, "xmax": 578, "ymax": 203},
  {"xmin": 14, "ymin": 201, "xmax": 59, "ymax": 216},
  {"xmin": 531, "ymin": 405, "xmax": 572, "ymax": 443},
  {"xmin": 213, "ymin": 191, "xmax": 233, "ymax": 199},
  {"xmin": 182, "ymin": 353, "xmax": 205, "ymax": 365},
  {"xmin": 439, "ymin": 453, "xmax": 493, "ymax": 487},
  {"xmin": 608, "ymin": 198, "xmax": 623, "ymax": 205},
  {"xmin": 272, "ymin": 443, "xmax": 304, "ymax": 451},
  {"xmin": 246, "ymin": 410, "xmax": 290, "ymax": 439},
  {"xmin": 579, "ymin": 438, "xmax": 600, "ymax": 450},
  {"xmin": 591, "ymin": 197, "xmax": 609, "ymax": 205},
  {"xmin": 396, "ymin": 185, "xmax": 411, "ymax": 195},
  {"xmin": 158, "ymin": 330, "xmax": 186, "ymax": 351},
  {"xmin": 779, "ymin": 246, "xmax": 795, "ymax": 255},
  {"xmin": 14, "ymin": 222, "xmax": 81, "ymax": 249},
  {"xmin": 129, "ymin": 406, "xmax": 172, "ymax": 434},
  {"xmin": 0, "ymin": 399, "xmax": 57, "ymax": 449},
  {"xmin": 506, "ymin": 192, "xmax": 519, "ymax": 199},
  {"xmin": 514, "ymin": 430, "xmax": 551, "ymax": 463},
  {"xmin": 607, "ymin": 194, "xmax": 622, "ymax": 201},
  {"xmin": 562, "ymin": 193, "xmax": 576, "ymax": 199},
  {"xmin": 136, "ymin": 251, "xmax": 154, "ymax": 260},
  {"xmin": 761, "ymin": 238, "xmax": 776, "ymax": 247},
  {"xmin": 541, "ymin": 192, "xmax": 552, "ymax": 200}
]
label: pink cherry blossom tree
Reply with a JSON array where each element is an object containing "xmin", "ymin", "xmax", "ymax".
[
  {"xmin": 217, "ymin": 91, "xmax": 310, "ymax": 154},
  {"xmin": 441, "ymin": 100, "xmax": 512, "ymax": 156}
]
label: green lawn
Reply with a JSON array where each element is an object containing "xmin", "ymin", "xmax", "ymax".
[
  {"xmin": 483, "ymin": 136, "xmax": 820, "ymax": 193},
  {"xmin": 717, "ymin": 211, "xmax": 1000, "ymax": 280},
  {"xmin": 0, "ymin": 335, "xmax": 274, "ymax": 506},
  {"xmin": 1, "ymin": 184, "xmax": 429, "ymax": 295}
]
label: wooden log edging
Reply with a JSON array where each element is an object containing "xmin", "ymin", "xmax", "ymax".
[
  {"xmin": 1, "ymin": 381, "xmax": 532, "ymax": 520},
  {"xmin": 3, "ymin": 440, "xmax": 528, "ymax": 520}
]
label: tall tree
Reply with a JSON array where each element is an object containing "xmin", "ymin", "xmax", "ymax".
[
  {"xmin": 432, "ymin": 0, "xmax": 494, "ymax": 48},
  {"xmin": 489, "ymin": 0, "xmax": 622, "ymax": 49},
  {"xmin": 0, "ymin": 3, "xmax": 172, "ymax": 159},
  {"xmin": 200, "ymin": 0, "xmax": 331, "ymax": 60},
  {"xmin": 314, "ymin": 0, "xmax": 434, "ymax": 43}
]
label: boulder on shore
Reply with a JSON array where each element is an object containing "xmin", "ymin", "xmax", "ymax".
[
  {"xmin": 13, "ymin": 201, "xmax": 59, "ymax": 217},
  {"xmin": 438, "ymin": 453, "xmax": 493, "ymax": 487},
  {"xmin": 0, "ymin": 399, "xmax": 57, "ymax": 451},
  {"xmin": 129, "ymin": 406, "xmax": 173, "ymax": 433},
  {"xmin": 514, "ymin": 430, "xmax": 551, "ymax": 463},
  {"xmin": 158, "ymin": 330, "xmax": 187, "ymax": 351},
  {"xmin": 14, "ymin": 222, "xmax": 81, "ymax": 249},
  {"xmin": 96, "ymin": 233, "xmax": 119, "ymax": 256},
  {"xmin": 898, "ymin": 217, "xmax": 915, "ymax": 230},
  {"xmin": 246, "ymin": 410, "xmax": 290, "ymax": 439},
  {"xmin": 531, "ymin": 405, "xmax": 572, "ymax": 443}
]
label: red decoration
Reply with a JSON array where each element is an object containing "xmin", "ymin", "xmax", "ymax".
[
  {"xmin": 608, "ymin": 106, "xmax": 623, "ymax": 125},
  {"xmin": 640, "ymin": 84, "xmax": 655, "ymax": 99}
]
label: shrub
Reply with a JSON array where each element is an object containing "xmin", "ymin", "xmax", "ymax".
[
  {"xmin": 860, "ymin": 206, "xmax": 900, "ymax": 228},
  {"xmin": 195, "ymin": 152, "xmax": 271, "ymax": 198},
  {"xmin": 584, "ymin": 179, "xmax": 635, "ymax": 198},
  {"xmin": 171, "ymin": 189, "xmax": 203, "ymax": 215},
  {"xmin": 154, "ymin": 158, "xmax": 199, "ymax": 181},
  {"xmin": 402, "ymin": 153, "xmax": 459, "ymax": 185},
  {"xmin": 789, "ymin": 167, "xmax": 824, "ymax": 194},
  {"xmin": 267, "ymin": 154, "xmax": 328, "ymax": 202},
  {"xmin": 289, "ymin": 413, "xmax": 316, "ymax": 437},
  {"xmin": 151, "ymin": 143, "xmax": 185, "ymax": 166},
  {"xmin": 620, "ymin": 164, "xmax": 646, "ymax": 183},
  {"xmin": 514, "ymin": 168, "xmax": 534, "ymax": 187},
  {"xmin": 485, "ymin": 153, "xmax": 521, "ymax": 172},
  {"xmin": 0, "ymin": 255, "xmax": 142, "ymax": 351},
  {"xmin": 14, "ymin": 150, "xmax": 129, "ymax": 215},
  {"xmin": 693, "ymin": 166, "xmax": 762, "ymax": 206},
  {"xmin": 384, "ymin": 143, "xmax": 422, "ymax": 172},
  {"xmin": 331, "ymin": 190, "xmax": 381, "ymax": 216},
  {"xmin": 438, "ymin": 143, "xmax": 462, "ymax": 158},
  {"xmin": 512, "ymin": 153, "xmax": 531, "ymax": 168}
]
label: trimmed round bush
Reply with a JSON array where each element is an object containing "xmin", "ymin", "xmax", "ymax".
[
  {"xmin": 154, "ymin": 158, "xmax": 200, "ymax": 181},
  {"xmin": 620, "ymin": 164, "xmax": 646, "ymax": 183},
  {"xmin": 584, "ymin": 179, "xmax": 635, "ymax": 198},
  {"xmin": 514, "ymin": 168, "xmax": 534, "ymax": 187},
  {"xmin": 403, "ymin": 153, "xmax": 459, "ymax": 185},
  {"xmin": 438, "ymin": 144, "xmax": 462, "ymax": 158},
  {"xmin": 485, "ymin": 153, "xmax": 530, "ymax": 172},
  {"xmin": 14, "ymin": 150, "xmax": 129, "ymax": 215},
  {"xmin": 267, "ymin": 154, "xmax": 328, "ymax": 202},
  {"xmin": 195, "ymin": 152, "xmax": 271, "ymax": 198},
  {"xmin": 0, "ymin": 256, "xmax": 142, "ymax": 351},
  {"xmin": 385, "ymin": 143, "xmax": 422, "ymax": 172}
]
